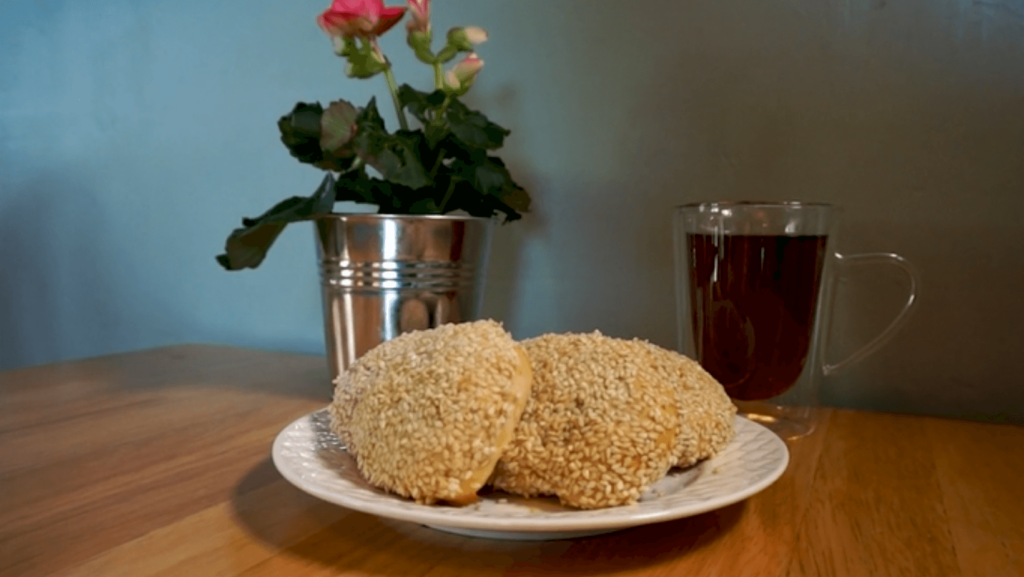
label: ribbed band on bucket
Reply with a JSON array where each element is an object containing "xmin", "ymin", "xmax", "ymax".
[{"xmin": 320, "ymin": 260, "xmax": 481, "ymax": 290}]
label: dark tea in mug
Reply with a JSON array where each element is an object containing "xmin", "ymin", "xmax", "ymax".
[
  {"xmin": 686, "ymin": 233, "xmax": 829, "ymax": 401},
  {"xmin": 676, "ymin": 201, "xmax": 918, "ymax": 439}
]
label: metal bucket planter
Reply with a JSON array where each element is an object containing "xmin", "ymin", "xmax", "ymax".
[{"xmin": 313, "ymin": 213, "xmax": 495, "ymax": 382}]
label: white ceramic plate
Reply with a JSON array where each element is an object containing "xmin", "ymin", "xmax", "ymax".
[{"xmin": 271, "ymin": 409, "xmax": 789, "ymax": 540}]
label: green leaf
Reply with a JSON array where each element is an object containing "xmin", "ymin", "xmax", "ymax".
[
  {"xmin": 216, "ymin": 173, "xmax": 337, "ymax": 271},
  {"xmin": 351, "ymin": 100, "xmax": 433, "ymax": 190},
  {"xmin": 475, "ymin": 157, "xmax": 511, "ymax": 192},
  {"xmin": 332, "ymin": 169, "xmax": 432, "ymax": 214},
  {"xmin": 238, "ymin": 87, "xmax": 532, "ymax": 270},
  {"xmin": 333, "ymin": 170, "xmax": 393, "ymax": 207},
  {"xmin": 495, "ymin": 186, "xmax": 531, "ymax": 213},
  {"xmin": 377, "ymin": 131, "xmax": 432, "ymax": 189},
  {"xmin": 320, "ymin": 99, "xmax": 359, "ymax": 157},
  {"xmin": 397, "ymin": 85, "xmax": 447, "ymax": 125},
  {"xmin": 445, "ymin": 153, "xmax": 530, "ymax": 221},
  {"xmin": 435, "ymin": 133, "xmax": 473, "ymax": 162},
  {"xmin": 440, "ymin": 178, "xmax": 518, "ymax": 221},
  {"xmin": 478, "ymin": 156, "xmax": 530, "ymax": 212},
  {"xmin": 423, "ymin": 124, "xmax": 448, "ymax": 149},
  {"xmin": 446, "ymin": 98, "xmax": 510, "ymax": 150},
  {"xmin": 278, "ymin": 102, "xmax": 355, "ymax": 172},
  {"xmin": 408, "ymin": 198, "xmax": 442, "ymax": 214},
  {"xmin": 278, "ymin": 102, "xmax": 325, "ymax": 165},
  {"xmin": 396, "ymin": 86, "xmax": 451, "ymax": 148}
]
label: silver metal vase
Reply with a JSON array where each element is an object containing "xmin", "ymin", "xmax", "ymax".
[{"xmin": 313, "ymin": 213, "xmax": 496, "ymax": 382}]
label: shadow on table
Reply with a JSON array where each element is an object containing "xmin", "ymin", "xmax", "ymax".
[{"xmin": 232, "ymin": 458, "xmax": 744, "ymax": 575}]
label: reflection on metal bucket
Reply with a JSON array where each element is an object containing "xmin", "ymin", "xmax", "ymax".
[{"xmin": 314, "ymin": 214, "xmax": 495, "ymax": 382}]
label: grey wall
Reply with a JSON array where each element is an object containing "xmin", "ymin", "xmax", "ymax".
[{"xmin": 2, "ymin": 0, "xmax": 1022, "ymax": 423}]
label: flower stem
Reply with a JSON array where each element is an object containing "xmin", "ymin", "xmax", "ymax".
[
  {"xmin": 429, "ymin": 148, "xmax": 446, "ymax": 179},
  {"xmin": 438, "ymin": 178, "xmax": 457, "ymax": 213},
  {"xmin": 383, "ymin": 66, "xmax": 409, "ymax": 131},
  {"xmin": 433, "ymin": 62, "xmax": 444, "ymax": 91},
  {"xmin": 371, "ymin": 37, "xmax": 409, "ymax": 132}
]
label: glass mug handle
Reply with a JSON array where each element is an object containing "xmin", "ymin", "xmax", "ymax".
[{"xmin": 823, "ymin": 252, "xmax": 919, "ymax": 376}]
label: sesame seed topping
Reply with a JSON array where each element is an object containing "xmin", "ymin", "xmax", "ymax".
[
  {"xmin": 489, "ymin": 331, "xmax": 735, "ymax": 509},
  {"xmin": 328, "ymin": 320, "xmax": 532, "ymax": 505}
]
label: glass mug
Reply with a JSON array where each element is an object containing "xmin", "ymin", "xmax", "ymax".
[{"xmin": 673, "ymin": 201, "xmax": 918, "ymax": 439}]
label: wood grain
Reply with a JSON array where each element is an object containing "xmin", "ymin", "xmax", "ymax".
[
  {"xmin": 1, "ymin": 345, "xmax": 1021, "ymax": 577},
  {"xmin": 926, "ymin": 418, "xmax": 1024, "ymax": 576},
  {"xmin": 786, "ymin": 411, "xmax": 961, "ymax": 577}
]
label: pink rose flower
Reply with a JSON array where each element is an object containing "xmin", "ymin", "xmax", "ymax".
[
  {"xmin": 317, "ymin": 0, "xmax": 407, "ymax": 39},
  {"xmin": 406, "ymin": 0, "xmax": 430, "ymax": 34}
]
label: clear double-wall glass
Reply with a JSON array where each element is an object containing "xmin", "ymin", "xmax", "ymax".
[{"xmin": 673, "ymin": 202, "xmax": 918, "ymax": 439}]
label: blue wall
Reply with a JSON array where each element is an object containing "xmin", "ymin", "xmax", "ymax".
[{"xmin": 2, "ymin": 0, "xmax": 1023, "ymax": 422}]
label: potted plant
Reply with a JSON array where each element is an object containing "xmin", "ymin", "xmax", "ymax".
[{"xmin": 216, "ymin": 0, "xmax": 530, "ymax": 379}]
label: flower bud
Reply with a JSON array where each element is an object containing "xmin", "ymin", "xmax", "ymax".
[
  {"xmin": 443, "ymin": 69, "xmax": 461, "ymax": 93},
  {"xmin": 446, "ymin": 26, "xmax": 488, "ymax": 52},
  {"xmin": 463, "ymin": 26, "xmax": 488, "ymax": 45},
  {"xmin": 451, "ymin": 53, "xmax": 484, "ymax": 81},
  {"xmin": 406, "ymin": 0, "xmax": 430, "ymax": 34},
  {"xmin": 444, "ymin": 52, "xmax": 484, "ymax": 95},
  {"xmin": 407, "ymin": 28, "xmax": 434, "ymax": 63}
]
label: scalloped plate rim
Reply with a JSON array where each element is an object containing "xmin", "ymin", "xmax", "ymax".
[{"xmin": 271, "ymin": 409, "xmax": 789, "ymax": 534}]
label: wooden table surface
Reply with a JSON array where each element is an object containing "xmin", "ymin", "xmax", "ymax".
[{"xmin": 1, "ymin": 345, "xmax": 1021, "ymax": 577}]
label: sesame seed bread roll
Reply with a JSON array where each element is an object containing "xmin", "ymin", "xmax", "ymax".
[
  {"xmin": 637, "ymin": 341, "xmax": 737, "ymax": 468},
  {"xmin": 490, "ymin": 332, "xmax": 737, "ymax": 509},
  {"xmin": 489, "ymin": 332, "xmax": 688, "ymax": 509},
  {"xmin": 328, "ymin": 320, "xmax": 532, "ymax": 506}
]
